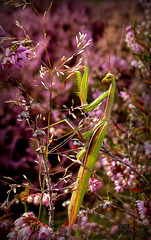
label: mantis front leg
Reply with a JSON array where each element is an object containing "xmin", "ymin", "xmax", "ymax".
[{"xmin": 68, "ymin": 67, "xmax": 116, "ymax": 228}]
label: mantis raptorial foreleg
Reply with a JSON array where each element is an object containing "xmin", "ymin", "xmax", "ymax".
[{"xmin": 68, "ymin": 67, "xmax": 116, "ymax": 228}]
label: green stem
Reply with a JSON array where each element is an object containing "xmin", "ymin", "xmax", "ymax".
[{"xmin": 23, "ymin": 202, "xmax": 28, "ymax": 213}]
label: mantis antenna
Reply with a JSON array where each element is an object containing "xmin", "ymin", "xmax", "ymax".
[
  {"xmin": 111, "ymin": 25, "xmax": 125, "ymax": 70},
  {"xmin": 102, "ymin": 14, "xmax": 111, "ymax": 73},
  {"xmin": 103, "ymin": 12, "xmax": 124, "ymax": 72}
]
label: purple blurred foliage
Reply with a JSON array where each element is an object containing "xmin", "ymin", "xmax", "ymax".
[
  {"xmin": 0, "ymin": 0, "xmax": 107, "ymax": 189},
  {"xmin": 0, "ymin": 0, "xmax": 150, "ymax": 237}
]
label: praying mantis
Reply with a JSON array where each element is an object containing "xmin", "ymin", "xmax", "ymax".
[{"xmin": 68, "ymin": 63, "xmax": 116, "ymax": 227}]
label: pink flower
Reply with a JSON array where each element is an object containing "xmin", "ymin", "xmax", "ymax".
[
  {"xmin": 33, "ymin": 194, "xmax": 41, "ymax": 205},
  {"xmin": 88, "ymin": 177, "xmax": 103, "ymax": 192},
  {"xmin": 38, "ymin": 226, "xmax": 53, "ymax": 240},
  {"xmin": 27, "ymin": 195, "xmax": 33, "ymax": 203},
  {"xmin": 101, "ymin": 158, "xmax": 108, "ymax": 166},
  {"xmin": 14, "ymin": 217, "xmax": 24, "ymax": 227},
  {"xmin": 18, "ymin": 226, "xmax": 32, "ymax": 240},
  {"xmin": 0, "ymin": 25, "xmax": 6, "ymax": 36},
  {"xmin": 120, "ymin": 91, "xmax": 129, "ymax": 101},
  {"xmin": 22, "ymin": 212, "xmax": 35, "ymax": 218},
  {"xmin": 42, "ymin": 193, "xmax": 50, "ymax": 207},
  {"xmin": 126, "ymin": 25, "xmax": 132, "ymax": 31},
  {"xmin": 27, "ymin": 193, "xmax": 50, "ymax": 207},
  {"xmin": 131, "ymin": 60, "xmax": 138, "ymax": 68},
  {"xmin": 114, "ymin": 185, "xmax": 124, "ymax": 193}
]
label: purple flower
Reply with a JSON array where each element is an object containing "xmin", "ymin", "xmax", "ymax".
[
  {"xmin": 110, "ymin": 225, "xmax": 118, "ymax": 234},
  {"xmin": 7, "ymin": 231, "xmax": 17, "ymax": 240},
  {"xmin": 144, "ymin": 141, "xmax": 151, "ymax": 157},
  {"xmin": 125, "ymin": 31, "xmax": 135, "ymax": 47},
  {"xmin": 88, "ymin": 177, "xmax": 103, "ymax": 192},
  {"xmin": 131, "ymin": 42, "xmax": 144, "ymax": 54},
  {"xmin": 0, "ymin": 25, "xmax": 6, "ymax": 36},
  {"xmin": 125, "ymin": 28, "xmax": 144, "ymax": 54},
  {"xmin": 136, "ymin": 200, "xmax": 151, "ymax": 225},
  {"xmin": 0, "ymin": 220, "xmax": 10, "ymax": 230},
  {"xmin": 30, "ymin": 232, "xmax": 38, "ymax": 240},
  {"xmin": 38, "ymin": 226, "xmax": 53, "ymax": 240}
]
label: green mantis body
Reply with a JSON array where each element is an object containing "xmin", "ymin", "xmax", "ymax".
[{"xmin": 68, "ymin": 67, "xmax": 116, "ymax": 228}]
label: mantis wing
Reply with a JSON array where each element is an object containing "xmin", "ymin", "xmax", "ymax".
[{"xmin": 76, "ymin": 67, "xmax": 89, "ymax": 106}]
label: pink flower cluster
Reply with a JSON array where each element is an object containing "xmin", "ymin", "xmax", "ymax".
[
  {"xmin": 136, "ymin": 200, "xmax": 151, "ymax": 225},
  {"xmin": 102, "ymin": 158, "xmax": 136, "ymax": 193},
  {"xmin": 125, "ymin": 27, "xmax": 144, "ymax": 54},
  {"xmin": 7, "ymin": 212, "xmax": 53, "ymax": 240},
  {"xmin": 27, "ymin": 193, "xmax": 50, "ymax": 207},
  {"xmin": 1, "ymin": 45, "xmax": 33, "ymax": 71},
  {"xmin": 88, "ymin": 177, "xmax": 103, "ymax": 192}
]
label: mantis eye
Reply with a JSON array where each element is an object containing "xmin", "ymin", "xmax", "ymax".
[{"xmin": 102, "ymin": 73, "xmax": 115, "ymax": 82}]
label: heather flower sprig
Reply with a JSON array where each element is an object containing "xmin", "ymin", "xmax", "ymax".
[
  {"xmin": 102, "ymin": 157, "xmax": 136, "ymax": 193},
  {"xmin": 136, "ymin": 199, "xmax": 151, "ymax": 225},
  {"xmin": 7, "ymin": 212, "xmax": 53, "ymax": 240},
  {"xmin": 125, "ymin": 17, "xmax": 151, "ymax": 79},
  {"xmin": 27, "ymin": 193, "xmax": 50, "ymax": 207},
  {"xmin": 88, "ymin": 177, "xmax": 103, "ymax": 192},
  {"xmin": 1, "ymin": 45, "xmax": 33, "ymax": 71},
  {"xmin": 125, "ymin": 26, "xmax": 144, "ymax": 54}
]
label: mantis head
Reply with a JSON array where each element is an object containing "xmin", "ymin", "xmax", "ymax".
[{"xmin": 102, "ymin": 72, "xmax": 115, "ymax": 83}]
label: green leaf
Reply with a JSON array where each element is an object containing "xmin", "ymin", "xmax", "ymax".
[
  {"xmin": 147, "ymin": 35, "xmax": 151, "ymax": 42},
  {"xmin": 142, "ymin": 54, "xmax": 151, "ymax": 63},
  {"xmin": 133, "ymin": 18, "xmax": 137, "ymax": 30}
]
